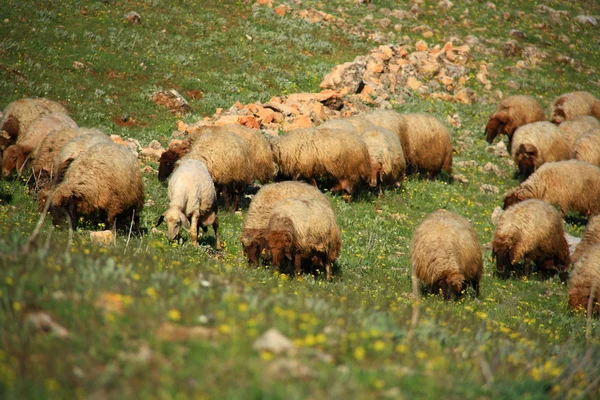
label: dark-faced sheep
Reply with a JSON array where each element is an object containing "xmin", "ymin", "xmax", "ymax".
[
  {"xmin": 510, "ymin": 121, "xmax": 571, "ymax": 179},
  {"xmin": 484, "ymin": 95, "xmax": 546, "ymax": 150},
  {"xmin": 558, "ymin": 115, "xmax": 600, "ymax": 148},
  {"xmin": 48, "ymin": 142, "xmax": 144, "ymax": 233},
  {"xmin": 493, "ymin": 199, "xmax": 569, "ymax": 281},
  {"xmin": 2, "ymin": 113, "xmax": 77, "ymax": 177},
  {"xmin": 364, "ymin": 111, "xmax": 452, "ymax": 178},
  {"xmin": 241, "ymin": 181, "xmax": 331, "ymax": 265},
  {"xmin": 503, "ymin": 160, "xmax": 600, "ymax": 216},
  {"xmin": 156, "ymin": 159, "xmax": 220, "ymax": 248},
  {"xmin": 549, "ymin": 91, "xmax": 598, "ymax": 124},
  {"xmin": 568, "ymin": 244, "xmax": 600, "ymax": 314},
  {"xmin": 572, "ymin": 215, "xmax": 600, "ymax": 265},
  {"xmin": 261, "ymin": 197, "xmax": 341, "ymax": 281},
  {"xmin": 187, "ymin": 124, "xmax": 275, "ymax": 184},
  {"xmin": 0, "ymin": 98, "xmax": 68, "ymax": 144},
  {"xmin": 271, "ymin": 127, "xmax": 371, "ymax": 197},
  {"xmin": 159, "ymin": 130, "xmax": 253, "ymax": 210},
  {"xmin": 572, "ymin": 129, "xmax": 600, "ymax": 167},
  {"xmin": 410, "ymin": 210, "xmax": 483, "ymax": 300}
]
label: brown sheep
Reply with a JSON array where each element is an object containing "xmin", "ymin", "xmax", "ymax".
[
  {"xmin": 572, "ymin": 215, "xmax": 600, "ymax": 265},
  {"xmin": 410, "ymin": 210, "xmax": 483, "ymax": 300},
  {"xmin": 0, "ymin": 98, "xmax": 68, "ymax": 144},
  {"xmin": 2, "ymin": 113, "xmax": 77, "ymax": 177},
  {"xmin": 271, "ymin": 127, "xmax": 371, "ymax": 196},
  {"xmin": 187, "ymin": 124, "xmax": 275, "ymax": 184},
  {"xmin": 568, "ymin": 244, "xmax": 600, "ymax": 314},
  {"xmin": 484, "ymin": 95, "xmax": 546, "ymax": 150},
  {"xmin": 558, "ymin": 115, "xmax": 600, "ymax": 148},
  {"xmin": 503, "ymin": 160, "xmax": 600, "ymax": 216},
  {"xmin": 510, "ymin": 121, "xmax": 571, "ymax": 179},
  {"xmin": 241, "ymin": 181, "xmax": 331, "ymax": 265},
  {"xmin": 315, "ymin": 119, "xmax": 358, "ymax": 134},
  {"xmin": 261, "ymin": 197, "xmax": 341, "ymax": 281},
  {"xmin": 493, "ymin": 199, "xmax": 570, "ymax": 281},
  {"xmin": 358, "ymin": 126, "xmax": 406, "ymax": 191},
  {"xmin": 572, "ymin": 129, "xmax": 600, "ymax": 167},
  {"xmin": 344, "ymin": 115, "xmax": 378, "ymax": 134},
  {"xmin": 549, "ymin": 91, "xmax": 598, "ymax": 124},
  {"xmin": 48, "ymin": 142, "xmax": 144, "ymax": 232},
  {"xmin": 159, "ymin": 131, "xmax": 253, "ymax": 210},
  {"xmin": 364, "ymin": 111, "xmax": 452, "ymax": 178},
  {"xmin": 593, "ymin": 101, "xmax": 600, "ymax": 119}
]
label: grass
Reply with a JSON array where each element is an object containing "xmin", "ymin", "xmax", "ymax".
[{"xmin": 1, "ymin": 0, "xmax": 600, "ymax": 398}]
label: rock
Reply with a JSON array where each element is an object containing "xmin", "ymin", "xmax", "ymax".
[
  {"xmin": 479, "ymin": 184, "xmax": 499, "ymax": 194},
  {"xmin": 274, "ymin": 4, "xmax": 288, "ymax": 16},
  {"xmin": 25, "ymin": 310, "xmax": 70, "ymax": 338},
  {"xmin": 454, "ymin": 88, "xmax": 477, "ymax": 104},
  {"xmin": 406, "ymin": 76, "xmax": 423, "ymax": 90},
  {"xmin": 253, "ymin": 328, "xmax": 296, "ymax": 355},
  {"xmin": 147, "ymin": 140, "xmax": 164, "ymax": 150},
  {"xmin": 157, "ymin": 322, "xmax": 219, "ymax": 341},
  {"xmin": 150, "ymin": 90, "xmax": 191, "ymax": 114},
  {"xmin": 456, "ymin": 160, "xmax": 478, "ymax": 168},
  {"xmin": 265, "ymin": 358, "xmax": 314, "ymax": 380},
  {"xmin": 238, "ymin": 115, "xmax": 260, "ymax": 129},
  {"xmin": 439, "ymin": 0, "xmax": 453, "ymax": 8},
  {"xmin": 491, "ymin": 206, "xmax": 504, "ymax": 225},
  {"xmin": 125, "ymin": 11, "xmax": 141, "ymax": 24},
  {"xmin": 486, "ymin": 140, "xmax": 509, "ymax": 157},
  {"xmin": 320, "ymin": 61, "xmax": 366, "ymax": 96},
  {"xmin": 453, "ymin": 174, "xmax": 468, "ymax": 183},
  {"xmin": 575, "ymin": 15, "xmax": 597, "ymax": 26},
  {"xmin": 140, "ymin": 147, "xmax": 164, "ymax": 162},
  {"xmin": 482, "ymin": 162, "xmax": 503, "ymax": 176},
  {"xmin": 90, "ymin": 230, "xmax": 114, "ymax": 246},
  {"xmin": 283, "ymin": 115, "xmax": 312, "ymax": 132},
  {"xmin": 213, "ymin": 115, "xmax": 240, "ymax": 126},
  {"xmin": 256, "ymin": 0, "xmax": 273, "ymax": 6}
]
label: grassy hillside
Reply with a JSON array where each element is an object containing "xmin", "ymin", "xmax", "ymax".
[{"xmin": 1, "ymin": 0, "xmax": 599, "ymax": 398}]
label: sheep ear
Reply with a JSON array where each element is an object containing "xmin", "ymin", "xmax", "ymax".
[
  {"xmin": 155, "ymin": 215, "xmax": 164, "ymax": 227},
  {"xmin": 180, "ymin": 214, "xmax": 190, "ymax": 230}
]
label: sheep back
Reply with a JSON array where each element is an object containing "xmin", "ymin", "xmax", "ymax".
[
  {"xmin": 53, "ymin": 132, "xmax": 113, "ymax": 184},
  {"xmin": 568, "ymin": 244, "xmax": 600, "ymax": 313},
  {"xmin": 484, "ymin": 95, "xmax": 546, "ymax": 148},
  {"xmin": 572, "ymin": 129, "xmax": 600, "ymax": 167},
  {"xmin": 572, "ymin": 215, "xmax": 600, "ymax": 265},
  {"xmin": 503, "ymin": 160, "xmax": 600, "ymax": 216},
  {"xmin": 493, "ymin": 199, "xmax": 569, "ymax": 279},
  {"xmin": 549, "ymin": 91, "xmax": 598, "ymax": 124},
  {"xmin": 168, "ymin": 159, "xmax": 217, "ymax": 222},
  {"xmin": 316, "ymin": 119, "xmax": 358, "ymax": 134},
  {"xmin": 558, "ymin": 115, "xmax": 600, "ymax": 148},
  {"xmin": 410, "ymin": 210, "xmax": 483, "ymax": 299},
  {"xmin": 0, "ymin": 98, "xmax": 68, "ymax": 141},
  {"xmin": 344, "ymin": 115, "xmax": 378, "ymax": 135},
  {"xmin": 360, "ymin": 126, "xmax": 406, "ymax": 187},
  {"xmin": 511, "ymin": 121, "xmax": 571, "ymax": 179}
]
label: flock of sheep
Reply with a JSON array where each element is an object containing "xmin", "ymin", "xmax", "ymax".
[{"xmin": 1, "ymin": 89, "xmax": 600, "ymax": 315}]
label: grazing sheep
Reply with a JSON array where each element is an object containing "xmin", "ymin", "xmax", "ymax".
[
  {"xmin": 2, "ymin": 113, "xmax": 77, "ymax": 177},
  {"xmin": 188, "ymin": 124, "xmax": 275, "ymax": 184},
  {"xmin": 568, "ymin": 244, "xmax": 600, "ymax": 314},
  {"xmin": 410, "ymin": 210, "xmax": 483, "ymax": 299},
  {"xmin": 0, "ymin": 98, "xmax": 68, "ymax": 143},
  {"xmin": 359, "ymin": 126, "xmax": 406, "ymax": 191},
  {"xmin": 271, "ymin": 127, "xmax": 371, "ymax": 196},
  {"xmin": 262, "ymin": 197, "xmax": 341, "ymax": 280},
  {"xmin": 510, "ymin": 121, "xmax": 571, "ymax": 179},
  {"xmin": 316, "ymin": 119, "xmax": 358, "ymax": 134},
  {"xmin": 159, "ymin": 130, "xmax": 253, "ymax": 210},
  {"xmin": 364, "ymin": 111, "xmax": 452, "ymax": 177},
  {"xmin": 241, "ymin": 181, "xmax": 331, "ymax": 265},
  {"xmin": 48, "ymin": 142, "xmax": 144, "ymax": 232},
  {"xmin": 493, "ymin": 199, "xmax": 570, "ymax": 281},
  {"xmin": 572, "ymin": 129, "xmax": 600, "ymax": 167},
  {"xmin": 156, "ymin": 159, "xmax": 220, "ymax": 248},
  {"xmin": 549, "ymin": 91, "xmax": 598, "ymax": 124},
  {"xmin": 484, "ymin": 95, "xmax": 546, "ymax": 150},
  {"xmin": 572, "ymin": 215, "xmax": 600, "ymax": 265},
  {"xmin": 503, "ymin": 160, "xmax": 600, "ymax": 216},
  {"xmin": 344, "ymin": 115, "xmax": 378, "ymax": 134},
  {"xmin": 558, "ymin": 115, "xmax": 600, "ymax": 148}
]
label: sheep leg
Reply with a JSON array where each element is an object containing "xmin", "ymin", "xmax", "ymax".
[
  {"xmin": 213, "ymin": 217, "xmax": 221, "ymax": 250},
  {"xmin": 471, "ymin": 279, "xmax": 480, "ymax": 298},
  {"xmin": 190, "ymin": 211, "xmax": 199, "ymax": 246},
  {"xmin": 294, "ymin": 254, "xmax": 302, "ymax": 278},
  {"xmin": 325, "ymin": 262, "xmax": 332, "ymax": 281}
]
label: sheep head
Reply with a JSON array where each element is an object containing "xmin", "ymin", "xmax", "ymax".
[
  {"xmin": 157, "ymin": 207, "xmax": 190, "ymax": 242},
  {"xmin": 493, "ymin": 247, "xmax": 515, "ymax": 279},
  {"xmin": 568, "ymin": 289, "xmax": 600, "ymax": 315},
  {"xmin": 369, "ymin": 161, "xmax": 382, "ymax": 188},
  {"xmin": 433, "ymin": 272, "xmax": 467, "ymax": 300},
  {"xmin": 516, "ymin": 143, "xmax": 537, "ymax": 179},
  {"xmin": 158, "ymin": 150, "xmax": 180, "ymax": 182},
  {"xmin": 241, "ymin": 229, "xmax": 262, "ymax": 265},
  {"xmin": 503, "ymin": 189, "xmax": 523, "ymax": 210},
  {"xmin": 485, "ymin": 111, "xmax": 508, "ymax": 144},
  {"xmin": 50, "ymin": 196, "xmax": 79, "ymax": 227},
  {"xmin": 2, "ymin": 145, "xmax": 26, "ymax": 177},
  {"xmin": 264, "ymin": 230, "xmax": 294, "ymax": 268}
]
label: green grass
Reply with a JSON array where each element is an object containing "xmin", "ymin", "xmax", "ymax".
[{"xmin": 1, "ymin": 0, "xmax": 600, "ymax": 398}]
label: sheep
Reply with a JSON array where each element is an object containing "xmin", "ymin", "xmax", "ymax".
[
  {"xmin": 159, "ymin": 130, "xmax": 253, "ymax": 209},
  {"xmin": 483, "ymin": 95, "xmax": 546, "ymax": 150},
  {"xmin": 359, "ymin": 126, "xmax": 406, "ymax": 191},
  {"xmin": 315, "ymin": 119, "xmax": 358, "ymax": 134},
  {"xmin": 568, "ymin": 244, "xmax": 600, "ymax": 314},
  {"xmin": 344, "ymin": 115, "xmax": 378, "ymax": 134},
  {"xmin": 549, "ymin": 91, "xmax": 598, "ymax": 124},
  {"xmin": 558, "ymin": 115, "xmax": 600, "ymax": 148},
  {"xmin": 271, "ymin": 127, "xmax": 371, "ymax": 197},
  {"xmin": 156, "ymin": 159, "xmax": 220, "ymax": 248},
  {"xmin": 2, "ymin": 113, "xmax": 77, "ymax": 177},
  {"xmin": 187, "ymin": 124, "xmax": 275, "ymax": 184},
  {"xmin": 410, "ymin": 210, "xmax": 483, "ymax": 299},
  {"xmin": 47, "ymin": 142, "xmax": 144, "ymax": 232},
  {"xmin": 261, "ymin": 196, "xmax": 341, "ymax": 280},
  {"xmin": 572, "ymin": 215, "xmax": 600, "ymax": 265},
  {"xmin": 0, "ymin": 98, "xmax": 68, "ymax": 144},
  {"xmin": 241, "ymin": 181, "xmax": 331, "ymax": 265},
  {"xmin": 572, "ymin": 129, "xmax": 600, "ymax": 167},
  {"xmin": 503, "ymin": 160, "xmax": 600, "ymax": 216},
  {"xmin": 510, "ymin": 121, "xmax": 571, "ymax": 179},
  {"xmin": 493, "ymin": 199, "xmax": 570, "ymax": 281},
  {"xmin": 364, "ymin": 111, "xmax": 452, "ymax": 177},
  {"xmin": 593, "ymin": 101, "xmax": 600, "ymax": 119}
]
